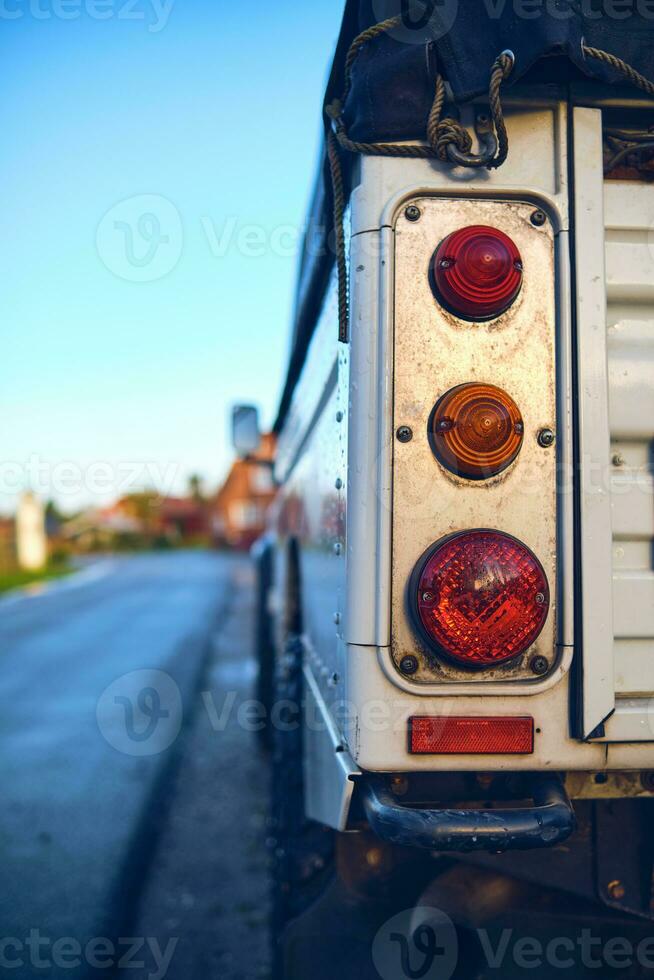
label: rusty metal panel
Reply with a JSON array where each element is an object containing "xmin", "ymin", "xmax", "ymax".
[{"xmin": 390, "ymin": 197, "xmax": 559, "ymax": 690}]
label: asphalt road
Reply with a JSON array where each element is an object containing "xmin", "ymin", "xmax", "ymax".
[
  {"xmin": 0, "ymin": 551, "xmax": 242, "ymax": 979},
  {"xmin": 132, "ymin": 558, "xmax": 270, "ymax": 980}
]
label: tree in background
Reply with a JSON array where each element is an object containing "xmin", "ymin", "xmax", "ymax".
[{"xmin": 188, "ymin": 473, "xmax": 205, "ymax": 503}]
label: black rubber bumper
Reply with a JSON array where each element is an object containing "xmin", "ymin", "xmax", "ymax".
[{"xmin": 361, "ymin": 774, "xmax": 576, "ymax": 853}]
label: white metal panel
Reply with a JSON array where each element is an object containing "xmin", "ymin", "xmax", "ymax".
[
  {"xmin": 345, "ymin": 644, "xmax": 608, "ymax": 772},
  {"xmin": 345, "ymin": 100, "xmax": 573, "ymax": 656},
  {"xmin": 345, "ymin": 228, "xmax": 394, "ymax": 648},
  {"xmin": 339, "ymin": 102, "xmax": 598, "ymax": 770},
  {"xmin": 349, "ymin": 103, "xmax": 570, "ymax": 236},
  {"xmin": 573, "ymin": 115, "xmax": 654, "ymax": 741},
  {"xmin": 303, "ymin": 664, "xmax": 359, "ymax": 831},
  {"xmin": 604, "ymin": 180, "xmax": 654, "ymax": 722},
  {"xmin": 572, "ymin": 107, "xmax": 616, "ymax": 737}
]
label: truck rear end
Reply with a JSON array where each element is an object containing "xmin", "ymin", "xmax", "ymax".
[{"xmin": 244, "ymin": 4, "xmax": 654, "ymax": 975}]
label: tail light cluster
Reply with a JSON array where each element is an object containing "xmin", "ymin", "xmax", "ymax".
[{"xmin": 407, "ymin": 223, "xmax": 550, "ymax": 673}]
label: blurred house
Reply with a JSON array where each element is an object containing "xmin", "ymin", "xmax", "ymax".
[
  {"xmin": 63, "ymin": 493, "xmax": 211, "ymax": 551},
  {"xmin": 159, "ymin": 497, "xmax": 208, "ymax": 540},
  {"xmin": 213, "ymin": 433, "xmax": 276, "ymax": 549},
  {"xmin": 63, "ymin": 505, "xmax": 143, "ymax": 551}
]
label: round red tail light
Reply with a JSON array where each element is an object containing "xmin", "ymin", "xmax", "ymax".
[
  {"xmin": 429, "ymin": 382, "xmax": 524, "ymax": 479},
  {"xmin": 411, "ymin": 530, "xmax": 549, "ymax": 668},
  {"xmin": 431, "ymin": 225, "xmax": 523, "ymax": 320}
]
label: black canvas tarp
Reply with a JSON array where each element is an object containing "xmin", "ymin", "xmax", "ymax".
[
  {"xmin": 274, "ymin": 0, "xmax": 654, "ymax": 431},
  {"xmin": 339, "ymin": 0, "xmax": 654, "ymax": 142}
]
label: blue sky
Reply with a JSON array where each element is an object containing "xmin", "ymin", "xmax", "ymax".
[{"xmin": 0, "ymin": 0, "xmax": 343, "ymax": 513}]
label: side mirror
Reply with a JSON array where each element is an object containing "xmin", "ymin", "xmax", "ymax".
[{"xmin": 231, "ymin": 404, "xmax": 261, "ymax": 457}]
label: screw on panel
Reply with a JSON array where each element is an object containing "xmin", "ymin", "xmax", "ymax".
[
  {"xmin": 404, "ymin": 205, "xmax": 421, "ymax": 222},
  {"xmin": 612, "ymin": 452, "xmax": 624, "ymax": 467},
  {"xmin": 366, "ymin": 848, "xmax": 383, "ymax": 868},
  {"xmin": 537, "ymin": 428, "xmax": 555, "ymax": 448},
  {"xmin": 396, "ymin": 426, "xmax": 413, "ymax": 443},
  {"xmin": 530, "ymin": 209, "xmax": 547, "ymax": 227},
  {"xmin": 400, "ymin": 655, "xmax": 419, "ymax": 675},
  {"xmin": 335, "ymin": 477, "xmax": 343, "ymax": 490},
  {"xmin": 530, "ymin": 654, "xmax": 549, "ymax": 676},
  {"xmin": 334, "ymin": 542, "xmax": 342, "ymax": 556},
  {"xmin": 391, "ymin": 775, "xmax": 409, "ymax": 797},
  {"xmin": 607, "ymin": 880, "xmax": 626, "ymax": 901},
  {"xmin": 336, "ymin": 410, "xmax": 343, "ymax": 423},
  {"xmin": 333, "ymin": 612, "xmax": 341, "ymax": 626}
]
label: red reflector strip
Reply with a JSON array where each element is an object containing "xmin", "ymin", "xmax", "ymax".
[{"xmin": 409, "ymin": 716, "xmax": 534, "ymax": 755}]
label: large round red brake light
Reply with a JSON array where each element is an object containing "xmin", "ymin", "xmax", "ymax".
[
  {"xmin": 431, "ymin": 225, "xmax": 523, "ymax": 320},
  {"xmin": 411, "ymin": 530, "xmax": 549, "ymax": 668}
]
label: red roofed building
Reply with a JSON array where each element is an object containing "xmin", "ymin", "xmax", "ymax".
[{"xmin": 212, "ymin": 433, "xmax": 276, "ymax": 550}]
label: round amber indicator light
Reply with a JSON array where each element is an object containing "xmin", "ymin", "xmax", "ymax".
[
  {"xmin": 429, "ymin": 382, "xmax": 524, "ymax": 480},
  {"xmin": 431, "ymin": 225, "xmax": 523, "ymax": 320},
  {"xmin": 411, "ymin": 530, "xmax": 550, "ymax": 668}
]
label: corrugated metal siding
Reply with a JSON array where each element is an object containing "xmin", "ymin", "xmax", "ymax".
[{"xmin": 604, "ymin": 183, "xmax": 654, "ymax": 699}]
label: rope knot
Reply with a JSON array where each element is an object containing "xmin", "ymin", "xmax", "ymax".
[{"xmin": 433, "ymin": 117, "xmax": 473, "ymax": 161}]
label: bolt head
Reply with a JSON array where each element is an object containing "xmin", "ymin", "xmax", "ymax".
[
  {"xmin": 530, "ymin": 654, "xmax": 549, "ymax": 676},
  {"xmin": 531, "ymin": 209, "xmax": 547, "ymax": 227},
  {"xmin": 608, "ymin": 880, "xmax": 626, "ymax": 901},
  {"xmin": 391, "ymin": 775, "xmax": 409, "ymax": 797},
  {"xmin": 405, "ymin": 205, "xmax": 421, "ymax": 222},
  {"xmin": 537, "ymin": 427, "xmax": 555, "ymax": 448},
  {"xmin": 400, "ymin": 655, "xmax": 419, "ymax": 675},
  {"xmin": 396, "ymin": 425, "xmax": 413, "ymax": 443},
  {"xmin": 335, "ymin": 477, "xmax": 343, "ymax": 490}
]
